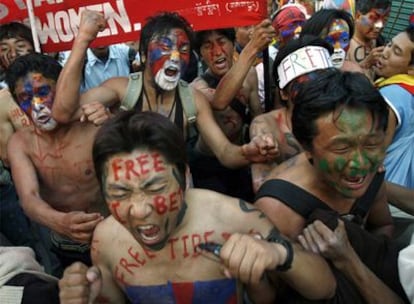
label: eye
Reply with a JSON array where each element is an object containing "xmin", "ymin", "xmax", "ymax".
[
  {"xmin": 179, "ymin": 43, "xmax": 190, "ymax": 54},
  {"xmin": 37, "ymin": 86, "xmax": 51, "ymax": 97},
  {"xmin": 332, "ymin": 144, "xmax": 350, "ymax": 153},
  {"xmin": 106, "ymin": 185, "xmax": 132, "ymax": 200}
]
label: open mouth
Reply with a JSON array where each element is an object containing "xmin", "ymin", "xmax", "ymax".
[
  {"xmin": 36, "ymin": 113, "xmax": 51, "ymax": 124},
  {"xmin": 342, "ymin": 175, "xmax": 367, "ymax": 190},
  {"xmin": 214, "ymin": 57, "xmax": 227, "ymax": 69},
  {"xmin": 136, "ymin": 224, "xmax": 161, "ymax": 243},
  {"xmin": 165, "ymin": 66, "xmax": 179, "ymax": 78}
]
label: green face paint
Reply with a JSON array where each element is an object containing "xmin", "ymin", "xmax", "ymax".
[
  {"xmin": 318, "ymin": 159, "xmax": 331, "ymax": 173},
  {"xmin": 336, "ymin": 108, "xmax": 368, "ymax": 133}
]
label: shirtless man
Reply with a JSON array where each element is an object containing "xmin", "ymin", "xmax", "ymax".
[
  {"xmin": 6, "ymin": 53, "xmax": 110, "ymax": 269},
  {"xmin": 189, "ymin": 21, "xmax": 274, "ymax": 200},
  {"xmin": 58, "ymin": 111, "xmax": 336, "ymax": 303},
  {"xmin": 255, "ymin": 69, "xmax": 406, "ymax": 303},
  {"xmin": 53, "ymin": 10, "xmax": 277, "ymax": 170}
]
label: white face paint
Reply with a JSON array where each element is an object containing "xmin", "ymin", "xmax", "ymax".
[
  {"xmin": 154, "ymin": 59, "xmax": 181, "ymax": 91},
  {"xmin": 31, "ymin": 99, "xmax": 58, "ymax": 131},
  {"xmin": 331, "ymin": 48, "xmax": 346, "ymax": 68}
]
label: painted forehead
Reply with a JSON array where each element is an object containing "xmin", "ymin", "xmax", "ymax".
[
  {"xmin": 364, "ymin": 7, "xmax": 390, "ymax": 18},
  {"xmin": 329, "ymin": 19, "xmax": 349, "ymax": 33},
  {"xmin": 151, "ymin": 28, "xmax": 190, "ymax": 43}
]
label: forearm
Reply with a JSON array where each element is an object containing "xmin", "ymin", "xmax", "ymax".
[
  {"xmin": 335, "ymin": 249, "xmax": 405, "ymax": 304},
  {"xmin": 386, "ymin": 182, "xmax": 414, "ymax": 215},
  {"xmin": 212, "ymin": 45, "xmax": 258, "ymax": 110},
  {"xmin": 53, "ymin": 37, "xmax": 89, "ymax": 123},
  {"xmin": 216, "ymin": 143, "xmax": 249, "ymax": 169},
  {"xmin": 20, "ymin": 194, "xmax": 66, "ymax": 235},
  {"xmin": 278, "ymin": 243, "xmax": 336, "ymax": 300}
]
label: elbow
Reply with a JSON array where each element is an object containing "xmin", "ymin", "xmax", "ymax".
[{"xmin": 210, "ymin": 101, "xmax": 227, "ymax": 111}]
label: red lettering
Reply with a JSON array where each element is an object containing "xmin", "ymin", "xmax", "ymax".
[
  {"xmin": 154, "ymin": 195, "xmax": 168, "ymax": 214},
  {"xmin": 110, "ymin": 201, "xmax": 126, "ymax": 224},
  {"xmin": 182, "ymin": 235, "xmax": 190, "ymax": 258},
  {"xmin": 125, "ymin": 159, "xmax": 140, "ymax": 180},
  {"xmin": 119, "ymin": 258, "xmax": 139, "ymax": 275},
  {"xmin": 111, "ymin": 158, "xmax": 123, "ymax": 181},
  {"xmin": 128, "ymin": 246, "xmax": 147, "ymax": 266},
  {"xmin": 114, "ymin": 265, "xmax": 128, "ymax": 285},
  {"xmin": 169, "ymin": 237, "xmax": 179, "ymax": 260},
  {"xmin": 169, "ymin": 191, "xmax": 179, "ymax": 211},
  {"xmin": 152, "ymin": 153, "xmax": 165, "ymax": 172},
  {"xmin": 191, "ymin": 234, "xmax": 202, "ymax": 257},
  {"xmin": 136, "ymin": 154, "xmax": 149, "ymax": 175}
]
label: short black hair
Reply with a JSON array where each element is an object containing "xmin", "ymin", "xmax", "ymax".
[
  {"xmin": 93, "ymin": 111, "xmax": 188, "ymax": 192},
  {"xmin": 291, "ymin": 69, "xmax": 389, "ymax": 151},
  {"xmin": 356, "ymin": 0, "xmax": 391, "ymax": 14},
  {"xmin": 6, "ymin": 53, "xmax": 62, "ymax": 101},
  {"xmin": 0, "ymin": 22, "xmax": 34, "ymax": 50},
  {"xmin": 193, "ymin": 28, "xmax": 236, "ymax": 55}
]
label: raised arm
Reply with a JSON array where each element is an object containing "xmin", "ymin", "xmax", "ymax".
[
  {"xmin": 211, "ymin": 19, "xmax": 275, "ymax": 110},
  {"xmin": 53, "ymin": 10, "xmax": 120, "ymax": 123}
]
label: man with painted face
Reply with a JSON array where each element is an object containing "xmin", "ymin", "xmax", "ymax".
[
  {"xmin": 255, "ymin": 69, "xmax": 408, "ymax": 303},
  {"xmin": 299, "ymin": 8, "xmax": 362, "ymax": 72},
  {"xmin": 188, "ymin": 22, "xmax": 274, "ymax": 201},
  {"xmin": 5, "ymin": 53, "xmax": 111, "ymax": 272},
  {"xmin": 373, "ymin": 24, "xmax": 414, "ymax": 240},
  {"xmin": 58, "ymin": 110, "xmax": 338, "ymax": 303},
  {"xmin": 54, "ymin": 10, "xmax": 277, "ymax": 170},
  {"xmin": 346, "ymin": 0, "xmax": 391, "ymax": 81}
]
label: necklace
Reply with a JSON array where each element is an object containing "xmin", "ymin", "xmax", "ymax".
[{"xmin": 143, "ymin": 86, "xmax": 176, "ymax": 119}]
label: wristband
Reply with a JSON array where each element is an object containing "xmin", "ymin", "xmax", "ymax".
[{"xmin": 267, "ymin": 235, "xmax": 294, "ymax": 272}]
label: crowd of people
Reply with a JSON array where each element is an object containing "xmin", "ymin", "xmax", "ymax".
[{"xmin": 0, "ymin": 0, "xmax": 413, "ymax": 303}]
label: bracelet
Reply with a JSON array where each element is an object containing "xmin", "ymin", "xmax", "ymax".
[{"xmin": 267, "ymin": 235, "xmax": 294, "ymax": 272}]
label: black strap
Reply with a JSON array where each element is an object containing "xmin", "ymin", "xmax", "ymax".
[
  {"xmin": 255, "ymin": 179, "xmax": 331, "ymax": 218},
  {"xmin": 350, "ymin": 171, "xmax": 385, "ymax": 219},
  {"xmin": 255, "ymin": 172, "xmax": 384, "ymax": 220}
]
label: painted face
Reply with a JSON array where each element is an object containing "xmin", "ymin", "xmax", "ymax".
[
  {"xmin": 275, "ymin": 20, "xmax": 304, "ymax": 49},
  {"xmin": 323, "ymin": 19, "xmax": 350, "ymax": 68},
  {"xmin": 311, "ymin": 107, "xmax": 385, "ymax": 199},
  {"xmin": 374, "ymin": 32, "xmax": 414, "ymax": 78},
  {"xmin": 103, "ymin": 149, "xmax": 185, "ymax": 251},
  {"xmin": 14, "ymin": 72, "xmax": 57, "ymax": 131},
  {"xmin": 200, "ymin": 31, "xmax": 234, "ymax": 77},
  {"xmin": 356, "ymin": 8, "xmax": 390, "ymax": 40},
  {"xmin": 0, "ymin": 37, "xmax": 33, "ymax": 69},
  {"xmin": 147, "ymin": 28, "xmax": 191, "ymax": 91}
]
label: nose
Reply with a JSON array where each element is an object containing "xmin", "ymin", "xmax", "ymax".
[
  {"xmin": 333, "ymin": 41, "xmax": 341, "ymax": 50},
  {"xmin": 170, "ymin": 50, "xmax": 180, "ymax": 62},
  {"xmin": 130, "ymin": 196, "xmax": 153, "ymax": 219},
  {"xmin": 32, "ymin": 97, "xmax": 45, "ymax": 109},
  {"xmin": 348, "ymin": 149, "xmax": 370, "ymax": 174}
]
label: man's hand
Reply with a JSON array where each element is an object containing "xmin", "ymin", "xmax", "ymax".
[
  {"xmin": 360, "ymin": 46, "xmax": 385, "ymax": 69},
  {"xmin": 219, "ymin": 233, "xmax": 286, "ymax": 286},
  {"xmin": 78, "ymin": 9, "xmax": 107, "ymax": 43},
  {"xmin": 242, "ymin": 134, "xmax": 279, "ymax": 163},
  {"xmin": 249, "ymin": 19, "xmax": 276, "ymax": 52},
  {"xmin": 81, "ymin": 101, "xmax": 112, "ymax": 126},
  {"xmin": 61, "ymin": 211, "xmax": 104, "ymax": 244},
  {"xmin": 298, "ymin": 219, "xmax": 354, "ymax": 269},
  {"xmin": 59, "ymin": 262, "xmax": 102, "ymax": 304}
]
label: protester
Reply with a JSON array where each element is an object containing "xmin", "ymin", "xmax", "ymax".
[
  {"xmin": 58, "ymin": 110, "xmax": 337, "ymax": 303},
  {"xmin": 373, "ymin": 24, "xmax": 414, "ymax": 244},
  {"xmin": 189, "ymin": 21, "xmax": 273, "ymax": 200},
  {"xmin": 255, "ymin": 69, "xmax": 407, "ymax": 303},
  {"xmin": 53, "ymin": 10, "xmax": 277, "ymax": 171},
  {"xmin": 250, "ymin": 35, "xmax": 333, "ymax": 192},
  {"xmin": 299, "ymin": 8, "xmax": 362, "ymax": 72},
  {"xmin": 346, "ymin": 0, "xmax": 391, "ymax": 81},
  {"xmin": 6, "ymin": 53, "xmax": 110, "ymax": 272}
]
